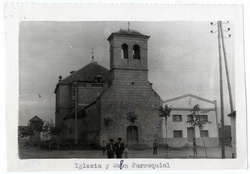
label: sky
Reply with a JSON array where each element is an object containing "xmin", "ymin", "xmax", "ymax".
[{"xmin": 18, "ymin": 21, "xmax": 235, "ymax": 126}]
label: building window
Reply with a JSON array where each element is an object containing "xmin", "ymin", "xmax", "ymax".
[
  {"xmin": 187, "ymin": 115, "xmax": 208, "ymax": 122},
  {"xmin": 173, "ymin": 130, "xmax": 183, "ymax": 138},
  {"xmin": 187, "ymin": 115, "xmax": 193, "ymax": 121},
  {"xmin": 133, "ymin": 44, "xmax": 140, "ymax": 59},
  {"xmin": 110, "ymin": 45, "xmax": 114, "ymax": 65},
  {"xmin": 91, "ymin": 84, "xmax": 103, "ymax": 87},
  {"xmin": 121, "ymin": 43, "xmax": 128, "ymax": 59},
  {"xmin": 201, "ymin": 130, "xmax": 209, "ymax": 137},
  {"xmin": 200, "ymin": 115, "xmax": 208, "ymax": 122},
  {"xmin": 173, "ymin": 115, "xmax": 182, "ymax": 122}
]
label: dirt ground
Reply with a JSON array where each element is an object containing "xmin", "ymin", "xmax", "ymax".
[{"xmin": 18, "ymin": 144, "xmax": 233, "ymax": 159}]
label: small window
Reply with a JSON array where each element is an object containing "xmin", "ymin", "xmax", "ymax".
[
  {"xmin": 121, "ymin": 44, "xmax": 128, "ymax": 59},
  {"xmin": 110, "ymin": 45, "xmax": 114, "ymax": 64},
  {"xmin": 173, "ymin": 115, "xmax": 182, "ymax": 122},
  {"xmin": 91, "ymin": 84, "xmax": 103, "ymax": 87},
  {"xmin": 174, "ymin": 130, "xmax": 183, "ymax": 138},
  {"xmin": 201, "ymin": 130, "xmax": 209, "ymax": 137},
  {"xmin": 133, "ymin": 44, "xmax": 140, "ymax": 59}
]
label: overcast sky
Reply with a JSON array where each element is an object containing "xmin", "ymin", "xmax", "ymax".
[{"xmin": 19, "ymin": 21, "xmax": 234, "ymax": 126}]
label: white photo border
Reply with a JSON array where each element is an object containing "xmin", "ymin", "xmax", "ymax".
[{"xmin": 4, "ymin": 3, "xmax": 247, "ymax": 171}]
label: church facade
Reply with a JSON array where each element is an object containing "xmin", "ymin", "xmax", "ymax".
[{"xmin": 55, "ymin": 29, "xmax": 162, "ymax": 146}]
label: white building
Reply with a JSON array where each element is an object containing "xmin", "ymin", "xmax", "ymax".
[{"xmin": 163, "ymin": 94, "xmax": 219, "ymax": 148}]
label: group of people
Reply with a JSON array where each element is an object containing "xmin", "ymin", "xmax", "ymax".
[
  {"xmin": 101, "ymin": 138, "xmax": 129, "ymax": 158},
  {"xmin": 102, "ymin": 139, "xmax": 159, "ymax": 158}
]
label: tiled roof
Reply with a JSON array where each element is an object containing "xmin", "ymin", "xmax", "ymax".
[
  {"xmin": 58, "ymin": 62, "xmax": 111, "ymax": 84},
  {"xmin": 107, "ymin": 29, "xmax": 150, "ymax": 41}
]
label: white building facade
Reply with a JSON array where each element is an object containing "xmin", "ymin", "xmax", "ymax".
[{"xmin": 163, "ymin": 94, "xmax": 220, "ymax": 148}]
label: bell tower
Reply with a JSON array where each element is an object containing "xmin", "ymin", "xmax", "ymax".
[{"xmin": 107, "ymin": 29, "xmax": 150, "ymax": 83}]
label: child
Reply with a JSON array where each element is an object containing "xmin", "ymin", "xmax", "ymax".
[
  {"xmin": 153, "ymin": 139, "xmax": 158, "ymax": 155},
  {"xmin": 124, "ymin": 143, "xmax": 129, "ymax": 158},
  {"xmin": 193, "ymin": 138, "xmax": 197, "ymax": 157},
  {"xmin": 101, "ymin": 140, "xmax": 106, "ymax": 156}
]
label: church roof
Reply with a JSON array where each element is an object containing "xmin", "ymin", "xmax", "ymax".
[
  {"xmin": 107, "ymin": 29, "xmax": 150, "ymax": 41},
  {"xmin": 58, "ymin": 62, "xmax": 111, "ymax": 84}
]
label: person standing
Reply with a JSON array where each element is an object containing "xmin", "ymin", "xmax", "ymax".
[
  {"xmin": 106, "ymin": 138, "xmax": 115, "ymax": 158},
  {"xmin": 153, "ymin": 139, "xmax": 158, "ymax": 155},
  {"xmin": 229, "ymin": 136, "xmax": 233, "ymax": 148},
  {"xmin": 115, "ymin": 138, "xmax": 125, "ymax": 158},
  {"xmin": 101, "ymin": 140, "xmax": 106, "ymax": 156},
  {"xmin": 193, "ymin": 138, "xmax": 197, "ymax": 157},
  {"xmin": 124, "ymin": 143, "xmax": 129, "ymax": 158}
]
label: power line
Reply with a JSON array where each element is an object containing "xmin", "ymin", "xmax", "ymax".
[
  {"xmin": 149, "ymin": 27, "xmax": 211, "ymax": 63},
  {"xmin": 149, "ymin": 30, "xmax": 210, "ymax": 65},
  {"xmin": 149, "ymin": 39, "xmax": 217, "ymax": 69}
]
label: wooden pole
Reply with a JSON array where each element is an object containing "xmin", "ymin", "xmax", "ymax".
[
  {"xmin": 220, "ymin": 23, "xmax": 234, "ymax": 113},
  {"xmin": 218, "ymin": 21, "xmax": 225, "ymax": 158},
  {"xmin": 75, "ymin": 82, "xmax": 78, "ymax": 145}
]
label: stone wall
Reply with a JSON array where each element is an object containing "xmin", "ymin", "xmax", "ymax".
[
  {"xmin": 77, "ymin": 84, "xmax": 104, "ymax": 107},
  {"xmin": 55, "ymin": 84, "xmax": 72, "ymax": 140},
  {"xmin": 109, "ymin": 36, "xmax": 148, "ymax": 71},
  {"xmin": 84, "ymin": 101, "xmax": 101, "ymax": 134},
  {"xmin": 99, "ymin": 81, "xmax": 161, "ymax": 146},
  {"xmin": 64, "ymin": 118, "xmax": 84, "ymax": 140}
]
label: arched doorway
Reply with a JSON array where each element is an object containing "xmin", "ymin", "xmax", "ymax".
[{"xmin": 127, "ymin": 126, "xmax": 138, "ymax": 144}]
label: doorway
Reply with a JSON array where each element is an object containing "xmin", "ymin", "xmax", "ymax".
[
  {"xmin": 127, "ymin": 126, "xmax": 138, "ymax": 144},
  {"xmin": 187, "ymin": 127, "xmax": 195, "ymax": 142}
]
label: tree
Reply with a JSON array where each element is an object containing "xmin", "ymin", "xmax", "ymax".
[
  {"xmin": 103, "ymin": 117, "xmax": 114, "ymax": 128},
  {"xmin": 28, "ymin": 118, "xmax": 44, "ymax": 149},
  {"xmin": 158, "ymin": 105, "xmax": 172, "ymax": 158},
  {"xmin": 186, "ymin": 104, "xmax": 212, "ymax": 158},
  {"xmin": 43, "ymin": 119, "xmax": 61, "ymax": 150},
  {"xmin": 26, "ymin": 124, "xmax": 35, "ymax": 147},
  {"xmin": 127, "ymin": 111, "xmax": 138, "ymax": 158}
]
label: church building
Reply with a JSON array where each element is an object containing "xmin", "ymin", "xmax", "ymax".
[{"xmin": 55, "ymin": 29, "xmax": 162, "ymax": 146}]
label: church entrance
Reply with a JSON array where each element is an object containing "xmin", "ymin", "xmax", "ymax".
[{"xmin": 127, "ymin": 126, "xmax": 138, "ymax": 144}]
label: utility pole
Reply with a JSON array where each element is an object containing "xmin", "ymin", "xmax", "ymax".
[
  {"xmin": 220, "ymin": 23, "xmax": 234, "ymax": 113},
  {"xmin": 220, "ymin": 21, "xmax": 236, "ymax": 158},
  {"xmin": 218, "ymin": 21, "xmax": 225, "ymax": 158},
  {"xmin": 75, "ymin": 82, "xmax": 78, "ymax": 145}
]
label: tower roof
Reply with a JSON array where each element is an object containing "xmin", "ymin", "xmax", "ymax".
[{"xmin": 107, "ymin": 29, "xmax": 150, "ymax": 41}]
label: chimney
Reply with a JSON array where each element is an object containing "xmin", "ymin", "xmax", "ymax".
[
  {"xmin": 70, "ymin": 71, "xmax": 75, "ymax": 74},
  {"xmin": 58, "ymin": 76, "xmax": 62, "ymax": 82}
]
